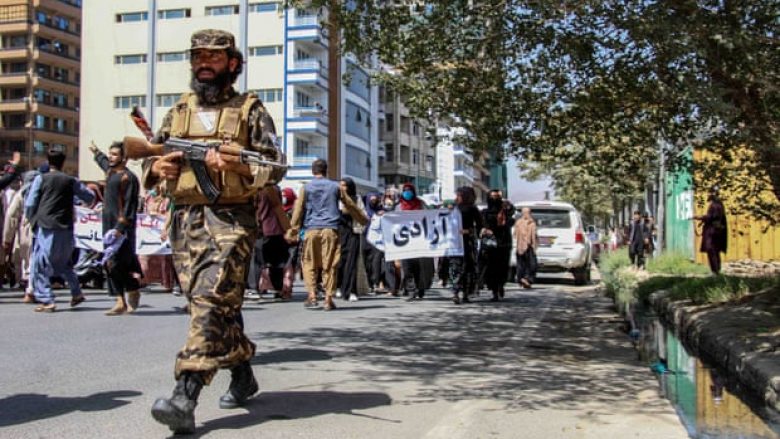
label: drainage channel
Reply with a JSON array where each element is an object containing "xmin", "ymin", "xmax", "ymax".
[{"xmin": 633, "ymin": 308, "xmax": 780, "ymax": 439}]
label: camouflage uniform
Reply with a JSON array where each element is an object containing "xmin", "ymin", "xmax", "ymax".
[{"xmin": 143, "ymin": 30, "xmax": 284, "ymax": 386}]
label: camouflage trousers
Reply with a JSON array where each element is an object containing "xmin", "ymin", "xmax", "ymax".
[{"xmin": 170, "ymin": 203, "xmax": 257, "ymax": 385}]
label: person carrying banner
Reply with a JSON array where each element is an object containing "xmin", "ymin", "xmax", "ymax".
[
  {"xmin": 24, "ymin": 149, "xmax": 95, "ymax": 312},
  {"xmin": 337, "ymin": 177, "xmax": 366, "ymax": 302},
  {"xmin": 398, "ymin": 183, "xmax": 430, "ymax": 301},
  {"xmin": 143, "ymin": 29, "xmax": 286, "ymax": 434},
  {"xmin": 362, "ymin": 191, "xmax": 385, "ymax": 294},
  {"xmin": 89, "ymin": 142, "xmax": 143, "ymax": 315},
  {"xmin": 286, "ymin": 159, "xmax": 367, "ymax": 310},
  {"xmin": 450, "ymin": 186, "xmax": 483, "ymax": 304}
]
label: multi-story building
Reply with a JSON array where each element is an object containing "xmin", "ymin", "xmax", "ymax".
[
  {"xmin": 80, "ymin": 1, "xmax": 378, "ymax": 190},
  {"xmin": 0, "ymin": 0, "xmax": 82, "ymax": 174},
  {"xmin": 436, "ymin": 123, "xmax": 474, "ymax": 202},
  {"xmin": 378, "ymin": 86, "xmax": 436, "ymax": 194}
]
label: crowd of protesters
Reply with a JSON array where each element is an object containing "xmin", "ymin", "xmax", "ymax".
[{"xmin": 1, "ymin": 153, "xmax": 542, "ymax": 313}]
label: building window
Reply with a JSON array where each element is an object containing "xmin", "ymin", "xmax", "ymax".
[
  {"xmin": 346, "ymin": 61, "xmax": 370, "ymax": 101},
  {"xmin": 413, "ymin": 122, "xmax": 420, "ymax": 136},
  {"xmin": 249, "ymin": 45, "xmax": 283, "ymax": 56},
  {"xmin": 114, "ymin": 95, "xmax": 146, "ymax": 109},
  {"xmin": 345, "ymin": 101, "xmax": 370, "ymax": 142},
  {"xmin": 158, "ymin": 8, "xmax": 191, "ymax": 19},
  {"xmin": 294, "ymin": 138, "xmax": 325, "ymax": 165},
  {"xmin": 425, "ymin": 155, "xmax": 434, "ymax": 172},
  {"xmin": 400, "ymin": 145, "xmax": 409, "ymax": 163},
  {"xmin": 115, "ymin": 54, "xmax": 147, "ymax": 64},
  {"xmin": 385, "ymin": 143, "xmax": 394, "ymax": 162},
  {"xmin": 205, "ymin": 5, "xmax": 239, "ymax": 16},
  {"xmin": 157, "ymin": 52, "xmax": 189, "ymax": 62},
  {"xmin": 400, "ymin": 116, "xmax": 410, "ymax": 134},
  {"xmin": 386, "ymin": 115, "xmax": 393, "ymax": 131},
  {"xmin": 345, "ymin": 144, "xmax": 370, "ymax": 181},
  {"xmin": 156, "ymin": 93, "xmax": 180, "ymax": 108},
  {"xmin": 3, "ymin": 35, "xmax": 27, "ymax": 48},
  {"xmin": 255, "ymin": 88, "xmax": 283, "ymax": 103},
  {"xmin": 116, "ymin": 12, "xmax": 149, "ymax": 22},
  {"xmin": 33, "ymin": 140, "xmax": 48, "ymax": 153},
  {"xmin": 295, "ymin": 91, "xmax": 311, "ymax": 108},
  {"xmin": 249, "ymin": 2, "xmax": 281, "ymax": 13},
  {"xmin": 412, "ymin": 149, "xmax": 418, "ymax": 165}
]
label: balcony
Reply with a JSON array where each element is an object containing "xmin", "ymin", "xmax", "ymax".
[
  {"xmin": 33, "ymin": 75, "xmax": 80, "ymax": 94},
  {"xmin": 287, "ymin": 14, "xmax": 328, "ymax": 44},
  {"xmin": 0, "ymin": 73, "xmax": 27, "ymax": 86},
  {"xmin": 287, "ymin": 60, "xmax": 328, "ymax": 88},
  {"xmin": 292, "ymin": 106, "xmax": 326, "ymax": 118},
  {"xmin": 33, "ymin": 22, "xmax": 81, "ymax": 46},
  {"xmin": 287, "ymin": 115, "xmax": 328, "ymax": 136},
  {"xmin": 34, "ymin": 127, "xmax": 78, "ymax": 145},
  {"xmin": 0, "ymin": 21, "xmax": 28, "ymax": 34},
  {"xmin": 0, "ymin": 47, "xmax": 27, "ymax": 61},
  {"xmin": 34, "ymin": 0, "xmax": 81, "ymax": 18},
  {"xmin": 33, "ymin": 48, "xmax": 80, "ymax": 69},
  {"xmin": 0, "ymin": 99, "xmax": 27, "ymax": 112}
]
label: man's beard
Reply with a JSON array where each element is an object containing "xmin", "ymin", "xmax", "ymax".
[{"xmin": 190, "ymin": 68, "xmax": 233, "ymax": 105}]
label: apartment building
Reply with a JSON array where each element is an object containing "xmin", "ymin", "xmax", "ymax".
[
  {"xmin": 79, "ymin": 1, "xmax": 378, "ymax": 189},
  {"xmin": 378, "ymin": 86, "xmax": 436, "ymax": 194},
  {"xmin": 0, "ymin": 0, "xmax": 82, "ymax": 174}
]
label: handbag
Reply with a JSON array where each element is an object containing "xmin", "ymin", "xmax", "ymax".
[{"xmin": 481, "ymin": 235, "xmax": 498, "ymax": 249}]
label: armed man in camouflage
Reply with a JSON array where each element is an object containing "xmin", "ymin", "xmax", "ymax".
[{"xmin": 143, "ymin": 29, "xmax": 286, "ymax": 434}]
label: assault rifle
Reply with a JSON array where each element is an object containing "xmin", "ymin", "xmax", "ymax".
[{"xmin": 123, "ymin": 136, "xmax": 288, "ymax": 204}]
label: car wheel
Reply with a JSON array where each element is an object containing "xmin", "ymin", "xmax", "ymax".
[{"xmin": 572, "ymin": 266, "xmax": 590, "ymax": 286}]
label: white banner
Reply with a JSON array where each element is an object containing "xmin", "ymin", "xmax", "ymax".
[
  {"xmin": 368, "ymin": 209, "xmax": 463, "ymax": 261},
  {"xmin": 74, "ymin": 207, "xmax": 172, "ymax": 255}
]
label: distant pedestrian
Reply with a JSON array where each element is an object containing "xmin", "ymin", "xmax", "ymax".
[
  {"xmin": 450, "ymin": 186, "xmax": 482, "ymax": 304},
  {"xmin": 362, "ymin": 191, "xmax": 385, "ymax": 294},
  {"xmin": 90, "ymin": 141, "xmax": 143, "ymax": 315},
  {"xmin": 481, "ymin": 191, "xmax": 515, "ymax": 301},
  {"xmin": 514, "ymin": 207, "xmax": 538, "ymax": 289},
  {"xmin": 627, "ymin": 211, "xmax": 649, "ymax": 269},
  {"xmin": 398, "ymin": 183, "xmax": 429, "ymax": 301},
  {"xmin": 696, "ymin": 192, "xmax": 728, "ymax": 274},
  {"xmin": 337, "ymin": 178, "xmax": 366, "ymax": 301},
  {"xmin": 286, "ymin": 160, "xmax": 367, "ymax": 310},
  {"xmin": 24, "ymin": 149, "xmax": 94, "ymax": 312}
]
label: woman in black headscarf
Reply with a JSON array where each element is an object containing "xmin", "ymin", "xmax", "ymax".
[
  {"xmin": 337, "ymin": 178, "xmax": 365, "ymax": 301},
  {"xmin": 481, "ymin": 190, "xmax": 515, "ymax": 301},
  {"xmin": 450, "ymin": 186, "xmax": 483, "ymax": 304},
  {"xmin": 362, "ymin": 191, "xmax": 385, "ymax": 293}
]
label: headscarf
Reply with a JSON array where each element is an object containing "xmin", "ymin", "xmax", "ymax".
[
  {"xmin": 399, "ymin": 183, "xmax": 423, "ymax": 211},
  {"xmin": 363, "ymin": 191, "xmax": 383, "ymax": 219},
  {"xmin": 281, "ymin": 187, "xmax": 297, "ymax": 213},
  {"xmin": 341, "ymin": 177, "xmax": 357, "ymax": 202},
  {"xmin": 456, "ymin": 186, "xmax": 476, "ymax": 207}
]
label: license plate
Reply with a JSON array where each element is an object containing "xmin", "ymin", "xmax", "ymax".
[{"xmin": 539, "ymin": 236, "xmax": 555, "ymax": 246}]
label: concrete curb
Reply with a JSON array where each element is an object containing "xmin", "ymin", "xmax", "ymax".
[{"xmin": 648, "ymin": 290, "xmax": 780, "ymax": 413}]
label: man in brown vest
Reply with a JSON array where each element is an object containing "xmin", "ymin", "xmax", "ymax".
[{"xmin": 143, "ymin": 29, "xmax": 285, "ymax": 434}]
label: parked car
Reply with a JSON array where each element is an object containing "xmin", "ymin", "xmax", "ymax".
[{"xmin": 510, "ymin": 201, "xmax": 592, "ymax": 285}]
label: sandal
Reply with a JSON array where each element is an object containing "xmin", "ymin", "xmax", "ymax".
[{"xmin": 34, "ymin": 303, "xmax": 56, "ymax": 313}]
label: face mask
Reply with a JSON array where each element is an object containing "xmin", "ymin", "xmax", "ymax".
[
  {"xmin": 402, "ymin": 190, "xmax": 414, "ymax": 201},
  {"xmin": 384, "ymin": 202, "xmax": 394, "ymax": 209},
  {"xmin": 149, "ymin": 189, "xmax": 157, "ymax": 197}
]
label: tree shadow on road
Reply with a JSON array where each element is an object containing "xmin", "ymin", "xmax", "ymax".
[
  {"xmin": 250, "ymin": 288, "xmax": 672, "ymax": 416},
  {"xmin": 251, "ymin": 348, "xmax": 333, "ymax": 365},
  {"xmin": 0, "ymin": 390, "xmax": 142, "ymax": 427},
  {"xmin": 191, "ymin": 391, "xmax": 392, "ymax": 437}
]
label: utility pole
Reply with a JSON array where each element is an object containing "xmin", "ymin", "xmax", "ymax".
[{"xmin": 326, "ymin": 2, "xmax": 341, "ymax": 180}]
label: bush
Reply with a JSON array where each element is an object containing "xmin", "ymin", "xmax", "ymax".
[
  {"xmin": 635, "ymin": 276, "xmax": 688, "ymax": 302},
  {"xmin": 666, "ymin": 275, "xmax": 780, "ymax": 304},
  {"xmin": 646, "ymin": 252, "xmax": 711, "ymax": 276}
]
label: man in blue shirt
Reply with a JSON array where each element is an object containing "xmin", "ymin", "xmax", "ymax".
[{"xmin": 286, "ymin": 159, "xmax": 367, "ymax": 310}]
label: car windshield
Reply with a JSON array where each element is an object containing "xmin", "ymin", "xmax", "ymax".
[{"xmin": 530, "ymin": 209, "xmax": 571, "ymax": 229}]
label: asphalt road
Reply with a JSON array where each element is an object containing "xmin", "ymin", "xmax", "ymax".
[{"xmin": 0, "ymin": 275, "xmax": 688, "ymax": 438}]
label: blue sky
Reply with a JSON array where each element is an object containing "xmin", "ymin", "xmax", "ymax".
[{"xmin": 506, "ymin": 158, "xmax": 554, "ymax": 202}]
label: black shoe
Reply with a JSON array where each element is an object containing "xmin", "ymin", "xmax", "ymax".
[
  {"xmin": 219, "ymin": 362, "xmax": 259, "ymax": 409},
  {"xmin": 462, "ymin": 296, "xmax": 471, "ymax": 303},
  {"xmin": 151, "ymin": 372, "xmax": 203, "ymax": 434},
  {"xmin": 452, "ymin": 295, "xmax": 461, "ymax": 304}
]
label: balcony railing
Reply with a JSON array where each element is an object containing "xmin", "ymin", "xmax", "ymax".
[
  {"xmin": 37, "ymin": 20, "xmax": 80, "ymax": 36},
  {"xmin": 292, "ymin": 106, "xmax": 326, "ymax": 118},
  {"xmin": 293, "ymin": 59, "xmax": 322, "ymax": 70},
  {"xmin": 35, "ymin": 47, "xmax": 80, "ymax": 62},
  {"xmin": 292, "ymin": 16, "xmax": 319, "ymax": 27},
  {"xmin": 56, "ymin": 0, "xmax": 82, "ymax": 8},
  {"xmin": 293, "ymin": 153, "xmax": 325, "ymax": 166},
  {"xmin": 36, "ymin": 74, "xmax": 80, "ymax": 86}
]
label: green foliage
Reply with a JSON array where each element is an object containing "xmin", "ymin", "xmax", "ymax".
[
  {"xmin": 646, "ymin": 253, "xmax": 711, "ymax": 276},
  {"xmin": 296, "ymin": 0, "xmax": 780, "ymax": 222},
  {"xmin": 635, "ymin": 276, "xmax": 687, "ymax": 302},
  {"xmin": 666, "ymin": 275, "xmax": 780, "ymax": 305}
]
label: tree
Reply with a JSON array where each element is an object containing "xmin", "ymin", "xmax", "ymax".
[{"xmin": 295, "ymin": 0, "xmax": 780, "ymax": 221}]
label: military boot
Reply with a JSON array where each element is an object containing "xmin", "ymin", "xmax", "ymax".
[
  {"xmin": 219, "ymin": 361, "xmax": 259, "ymax": 409},
  {"xmin": 151, "ymin": 372, "xmax": 204, "ymax": 434}
]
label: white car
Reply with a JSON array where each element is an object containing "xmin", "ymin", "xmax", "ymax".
[{"xmin": 510, "ymin": 201, "xmax": 592, "ymax": 285}]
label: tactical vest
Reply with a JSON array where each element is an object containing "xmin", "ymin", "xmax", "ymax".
[{"xmin": 166, "ymin": 92, "xmax": 259, "ymax": 205}]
